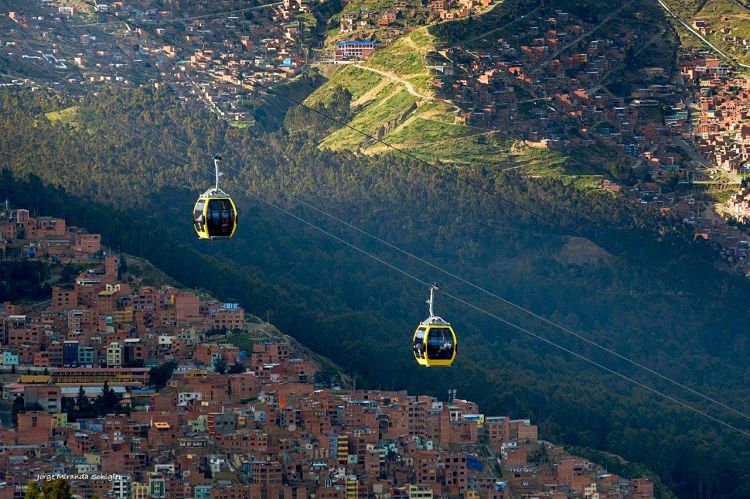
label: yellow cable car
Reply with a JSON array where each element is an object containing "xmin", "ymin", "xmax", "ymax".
[
  {"xmin": 413, "ymin": 284, "xmax": 457, "ymax": 367},
  {"xmin": 193, "ymin": 155, "xmax": 238, "ymax": 240}
]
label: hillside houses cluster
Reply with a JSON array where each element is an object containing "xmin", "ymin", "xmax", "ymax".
[
  {"xmin": 673, "ymin": 50, "xmax": 750, "ymax": 270},
  {"xmin": 680, "ymin": 52, "xmax": 750, "ymax": 174},
  {"xmin": 592, "ymin": 49, "xmax": 750, "ymax": 275},
  {"xmin": 0, "ymin": 207, "xmax": 101, "ymax": 262},
  {"xmin": 159, "ymin": 0, "xmax": 315, "ymax": 120},
  {"xmin": 336, "ymin": 0, "xmax": 494, "ymax": 51},
  {"xmin": 728, "ymin": 186, "xmax": 750, "ymax": 223},
  {"xmin": 2, "ymin": 3, "xmax": 159, "ymax": 88},
  {"xmin": 440, "ymin": 8, "xmax": 682, "ymax": 169},
  {"xmin": 3, "ymin": 0, "xmax": 316, "ymax": 122},
  {"xmin": 499, "ymin": 441, "xmax": 654, "ymax": 499},
  {"xmin": 0, "ymin": 212, "xmax": 249, "ymax": 374},
  {"xmin": 0, "ymin": 275, "xmax": 249, "ymax": 370},
  {"xmin": 0, "ymin": 379, "xmax": 656, "ymax": 499}
]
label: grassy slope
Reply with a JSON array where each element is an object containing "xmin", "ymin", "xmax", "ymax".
[
  {"xmin": 308, "ymin": 28, "xmax": 517, "ymax": 166},
  {"xmin": 45, "ymin": 105, "xmax": 79, "ymax": 124},
  {"xmin": 340, "ymin": 0, "xmax": 396, "ymax": 15}
]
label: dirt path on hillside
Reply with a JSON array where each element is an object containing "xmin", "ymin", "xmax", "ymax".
[
  {"xmin": 353, "ymin": 64, "xmax": 433, "ymax": 101},
  {"xmin": 351, "ymin": 78, "xmax": 391, "ymax": 107},
  {"xmin": 353, "ymin": 64, "xmax": 464, "ymax": 116}
]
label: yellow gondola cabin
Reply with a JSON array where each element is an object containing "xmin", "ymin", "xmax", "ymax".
[
  {"xmin": 193, "ymin": 155, "xmax": 238, "ymax": 240},
  {"xmin": 412, "ymin": 285, "xmax": 457, "ymax": 367}
]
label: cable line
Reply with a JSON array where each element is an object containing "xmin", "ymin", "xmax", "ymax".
[
  {"xmin": 5, "ymin": 57, "xmax": 750, "ymax": 427},
  {"xmin": 239, "ymin": 178, "xmax": 750, "ymax": 439},
  {"xmin": 167, "ymin": 2, "xmax": 283, "ymax": 23}
]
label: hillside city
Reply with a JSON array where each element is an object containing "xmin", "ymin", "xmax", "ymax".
[
  {"xmin": 3, "ymin": 0, "xmax": 750, "ymax": 495},
  {"xmin": 0, "ymin": 206, "xmax": 658, "ymax": 498},
  {"xmin": 1, "ymin": 0, "xmax": 750, "ymax": 277}
]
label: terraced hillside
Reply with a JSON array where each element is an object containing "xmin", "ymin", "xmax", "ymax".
[{"xmin": 305, "ymin": 27, "xmax": 550, "ymax": 167}]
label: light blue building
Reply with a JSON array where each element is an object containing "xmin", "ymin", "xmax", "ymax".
[{"xmin": 2, "ymin": 351, "xmax": 19, "ymax": 366}]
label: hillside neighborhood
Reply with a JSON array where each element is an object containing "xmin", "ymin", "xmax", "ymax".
[
  {"xmin": 2, "ymin": 0, "xmax": 318, "ymax": 121},
  {"xmin": 2, "ymin": 0, "xmax": 750, "ymax": 496}
]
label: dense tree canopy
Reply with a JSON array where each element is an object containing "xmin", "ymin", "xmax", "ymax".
[
  {"xmin": 25, "ymin": 479, "xmax": 72, "ymax": 499},
  {"xmin": 0, "ymin": 262, "xmax": 51, "ymax": 302},
  {"xmin": 148, "ymin": 361, "xmax": 178, "ymax": 390}
]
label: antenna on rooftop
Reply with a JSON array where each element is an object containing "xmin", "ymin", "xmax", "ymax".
[{"xmin": 447, "ymin": 388, "xmax": 456, "ymax": 403}]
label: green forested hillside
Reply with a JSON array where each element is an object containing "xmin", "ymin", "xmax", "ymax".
[{"xmin": 3, "ymin": 87, "xmax": 750, "ymax": 497}]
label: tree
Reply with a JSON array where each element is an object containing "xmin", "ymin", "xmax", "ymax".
[
  {"xmin": 118, "ymin": 253, "xmax": 127, "ymax": 278},
  {"xmin": 75, "ymin": 385, "xmax": 92, "ymax": 419},
  {"xmin": 25, "ymin": 481, "xmax": 40, "ymax": 499},
  {"xmin": 61, "ymin": 396, "xmax": 75, "ymax": 417},
  {"xmin": 327, "ymin": 85, "xmax": 351, "ymax": 121},
  {"xmin": 314, "ymin": 367, "xmax": 341, "ymax": 388},
  {"xmin": 202, "ymin": 460, "xmax": 213, "ymax": 479},
  {"xmin": 26, "ymin": 479, "xmax": 72, "ymax": 499},
  {"xmin": 228, "ymin": 362, "xmax": 245, "ymax": 374},
  {"xmin": 0, "ymin": 261, "xmax": 51, "ymax": 302},
  {"xmin": 12, "ymin": 395, "xmax": 25, "ymax": 426},
  {"xmin": 41, "ymin": 479, "xmax": 71, "ymax": 499},
  {"xmin": 148, "ymin": 361, "xmax": 177, "ymax": 389},
  {"xmin": 213, "ymin": 356, "xmax": 227, "ymax": 375},
  {"xmin": 95, "ymin": 381, "xmax": 120, "ymax": 416}
]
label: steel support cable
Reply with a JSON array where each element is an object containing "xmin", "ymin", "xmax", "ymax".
[{"xmin": 4, "ymin": 57, "xmax": 750, "ymax": 427}]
